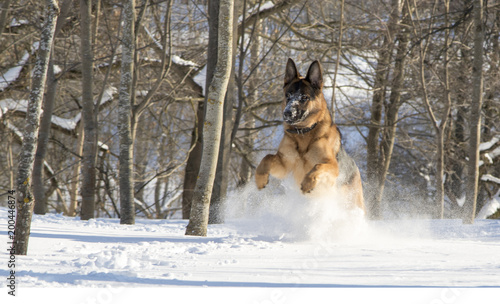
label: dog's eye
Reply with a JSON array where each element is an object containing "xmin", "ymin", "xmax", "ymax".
[{"xmin": 300, "ymin": 96, "xmax": 309, "ymax": 103}]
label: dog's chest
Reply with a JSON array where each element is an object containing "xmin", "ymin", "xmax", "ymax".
[{"xmin": 282, "ymin": 138, "xmax": 315, "ymax": 183}]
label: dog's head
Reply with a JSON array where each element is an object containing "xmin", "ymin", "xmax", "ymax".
[{"xmin": 282, "ymin": 58, "xmax": 325, "ymax": 127}]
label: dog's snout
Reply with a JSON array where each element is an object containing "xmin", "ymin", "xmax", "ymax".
[{"xmin": 283, "ymin": 108, "xmax": 293, "ymax": 120}]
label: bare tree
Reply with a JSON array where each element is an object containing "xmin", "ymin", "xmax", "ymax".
[
  {"xmin": 237, "ymin": 18, "xmax": 262, "ymax": 187},
  {"xmin": 185, "ymin": 0, "xmax": 234, "ymax": 236},
  {"xmin": 3, "ymin": 0, "xmax": 499, "ymax": 222},
  {"xmin": 365, "ymin": 0, "xmax": 402, "ymax": 219},
  {"xmin": 209, "ymin": 0, "xmax": 240, "ymax": 225},
  {"xmin": 414, "ymin": 0, "xmax": 452, "ymax": 219},
  {"xmin": 119, "ymin": 0, "xmax": 136, "ymax": 225},
  {"xmin": 330, "ymin": 0, "xmax": 344, "ymax": 121},
  {"xmin": 80, "ymin": 0, "xmax": 98, "ymax": 220},
  {"xmin": 464, "ymin": 0, "xmax": 485, "ymax": 224},
  {"xmin": 182, "ymin": 0, "xmax": 220, "ymax": 221},
  {"xmin": 33, "ymin": 0, "xmax": 72, "ymax": 215},
  {"xmin": 14, "ymin": 0, "xmax": 59, "ymax": 255},
  {"xmin": 365, "ymin": 0, "xmax": 411, "ymax": 219}
]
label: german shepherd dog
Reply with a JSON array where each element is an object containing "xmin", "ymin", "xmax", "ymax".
[{"xmin": 255, "ymin": 58, "xmax": 365, "ymax": 212}]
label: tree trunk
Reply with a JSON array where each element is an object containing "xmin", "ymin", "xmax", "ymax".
[
  {"xmin": 8, "ymin": 134, "xmax": 14, "ymax": 189},
  {"xmin": 0, "ymin": 0, "xmax": 13, "ymax": 37},
  {"xmin": 182, "ymin": 100, "xmax": 203, "ymax": 219},
  {"xmin": 33, "ymin": 0, "xmax": 72, "ymax": 215},
  {"xmin": 118, "ymin": 0, "xmax": 136, "ymax": 225},
  {"xmin": 14, "ymin": 0, "xmax": 59, "ymax": 256},
  {"xmin": 375, "ymin": 8, "xmax": 409, "ymax": 215},
  {"xmin": 378, "ymin": 39, "xmax": 408, "ymax": 207},
  {"xmin": 185, "ymin": 0, "xmax": 234, "ymax": 236},
  {"xmin": 437, "ymin": 0, "xmax": 452, "ymax": 218},
  {"xmin": 464, "ymin": 0, "xmax": 484, "ymax": 224},
  {"xmin": 209, "ymin": 0, "xmax": 239, "ymax": 224},
  {"xmin": 330, "ymin": 0, "xmax": 344, "ymax": 120},
  {"xmin": 447, "ymin": 49, "xmax": 470, "ymax": 217},
  {"xmin": 69, "ymin": 123, "xmax": 84, "ymax": 216},
  {"xmin": 32, "ymin": 60, "xmax": 56, "ymax": 215},
  {"xmin": 80, "ymin": 0, "xmax": 97, "ymax": 220},
  {"xmin": 238, "ymin": 19, "xmax": 261, "ymax": 187},
  {"xmin": 208, "ymin": 67, "xmax": 233, "ymax": 224},
  {"xmin": 415, "ymin": 0, "xmax": 450, "ymax": 219},
  {"xmin": 365, "ymin": 0, "xmax": 401, "ymax": 219},
  {"xmin": 182, "ymin": 0, "xmax": 219, "ymax": 220}
]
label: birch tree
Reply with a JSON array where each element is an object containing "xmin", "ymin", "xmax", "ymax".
[
  {"xmin": 14, "ymin": 0, "xmax": 59, "ymax": 255},
  {"xmin": 182, "ymin": 0, "xmax": 220, "ymax": 221},
  {"xmin": 185, "ymin": 0, "xmax": 234, "ymax": 236},
  {"xmin": 209, "ymin": 0, "xmax": 239, "ymax": 225},
  {"xmin": 119, "ymin": 0, "xmax": 136, "ymax": 225}
]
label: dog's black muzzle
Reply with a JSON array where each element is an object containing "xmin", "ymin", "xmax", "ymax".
[{"xmin": 283, "ymin": 107, "xmax": 306, "ymax": 125}]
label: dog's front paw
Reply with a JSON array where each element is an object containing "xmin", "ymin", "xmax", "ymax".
[
  {"xmin": 301, "ymin": 175, "xmax": 317, "ymax": 194},
  {"xmin": 255, "ymin": 173, "xmax": 269, "ymax": 190}
]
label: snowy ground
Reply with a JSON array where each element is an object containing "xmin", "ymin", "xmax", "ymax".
[{"xmin": 1, "ymin": 181, "xmax": 500, "ymax": 302}]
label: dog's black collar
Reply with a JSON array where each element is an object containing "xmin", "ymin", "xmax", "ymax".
[{"xmin": 286, "ymin": 123, "xmax": 318, "ymax": 135}]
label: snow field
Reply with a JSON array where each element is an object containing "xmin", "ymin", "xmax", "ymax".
[{"xmin": 1, "ymin": 179, "xmax": 500, "ymax": 303}]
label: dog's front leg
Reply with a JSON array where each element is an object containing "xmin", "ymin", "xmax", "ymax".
[
  {"xmin": 301, "ymin": 162, "xmax": 339, "ymax": 194},
  {"xmin": 255, "ymin": 153, "xmax": 287, "ymax": 190}
]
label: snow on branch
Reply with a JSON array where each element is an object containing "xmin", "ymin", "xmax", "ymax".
[
  {"xmin": 479, "ymin": 135, "xmax": 500, "ymax": 167},
  {"xmin": 0, "ymin": 99, "xmax": 81, "ymax": 132},
  {"xmin": 480, "ymin": 135, "xmax": 500, "ymax": 151},
  {"xmin": 143, "ymin": 25, "xmax": 198, "ymax": 67},
  {"xmin": 481, "ymin": 174, "xmax": 500, "ymax": 185},
  {"xmin": 9, "ymin": 18, "xmax": 30, "ymax": 28},
  {"xmin": 50, "ymin": 113, "xmax": 82, "ymax": 131},
  {"xmin": 0, "ymin": 51, "xmax": 30, "ymax": 91},
  {"xmin": 239, "ymin": 1, "xmax": 275, "ymax": 23},
  {"xmin": 238, "ymin": 0, "xmax": 302, "ymax": 33},
  {"xmin": 477, "ymin": 198, "xmax": 500, "ymax": 219},
  {"xmin": 3, "ymin": 110, "xmax": 109, "ymax": 153},
  {"xmin": 0, "ymin": 86, "xmax": 117, "ymax": 133}
]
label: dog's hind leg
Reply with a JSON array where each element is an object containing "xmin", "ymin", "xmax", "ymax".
[
  {"xmin": 255, "ymin": 153, "xmax": 288, "ymax": 189},
  {"xmin": 340, "ymin": 170, "xmax": 365, "ymax": 213}
]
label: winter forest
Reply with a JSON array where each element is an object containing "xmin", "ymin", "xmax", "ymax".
[{"xmin": 2, "ymin": 0, "xmax": 500, "ymax": 292}]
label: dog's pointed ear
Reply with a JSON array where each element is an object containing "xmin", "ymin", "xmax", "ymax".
[
  {"xmin": 305, "ymin": 60, "xmax": 323, "ymax": 90},
  {"xmin": 284, "ymin": 58, "xmax": 299, "ymax": 87}
]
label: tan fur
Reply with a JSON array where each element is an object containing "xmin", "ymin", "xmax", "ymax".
[{"xmin": 255, "ymin": 60, "xmax": 365, "ymax": 212}]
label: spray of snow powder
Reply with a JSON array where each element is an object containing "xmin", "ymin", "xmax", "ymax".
[{"xmin": 224, "ymin": 176, "xmax": 368, "ymax": 243}]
